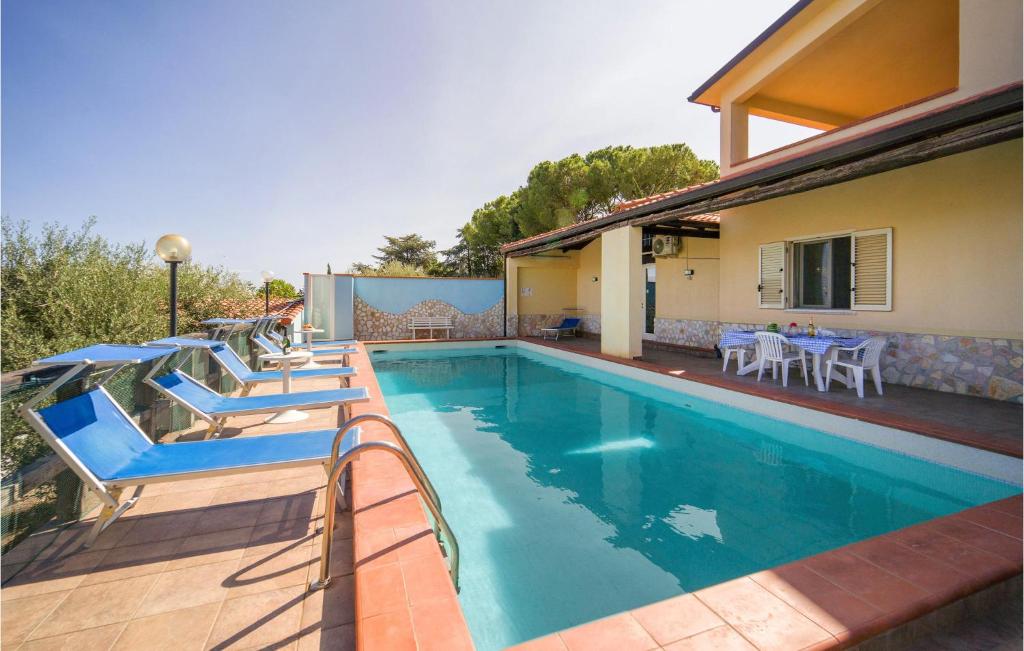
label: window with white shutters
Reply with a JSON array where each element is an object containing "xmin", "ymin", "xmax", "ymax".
[
  {"xmin": 758, "ymin": 242, "xmax": 786, "ymax": 308},
  {"xmin": 850, "ymin": 228, "xmax": 892, "ymax": 311}
]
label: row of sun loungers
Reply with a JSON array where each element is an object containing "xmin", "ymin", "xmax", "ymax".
[{"xmin": 17, "ymin": 316, "xmax": 369, "ymax": 547}]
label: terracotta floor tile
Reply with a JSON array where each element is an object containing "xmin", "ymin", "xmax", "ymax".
[
  {"xmin": 507, "ymin": 634, "xmax": 569, "ymax": 651},
  {"xmin": 117, "ymin": 511, "xmax": 201, "ymax": 547},
  {"xmin": 888, "ymin": 528, "xmax": 1015, "ymax": 577},
  {"xmin": 956, "ymin": 507, "xmax": 1024, "ymax": 541},
  {"xmin": 930, "ymin": 517, "xmax": 1023, "ymax": 563},
  {"xmin": 167, "ymin": 525, "xmax": 254, "ymax": 571},
  {"xmin": 301, "ymin": 574, "xmax": 355, "ymax": 631},
  {"xmin": 2, "ymin": 550, "xmax": 108, "ymax": 601},
  {"xmin": 750, "ymin": 563, "xmax": 881, "ymax": 640},
  {"xmin": 848, "ymin": 537, "xmax": 972, "ymax": 599},
  {"xmin": 400, "ymin": 552, "xmax": 457, "ymax": 607},
  {"xmin": 135, "ymin": 558, "xmax": 240, "ymax": 618},
  {"xmin": 207, "ymin": 482, "xmax": 272, "ymax": 507},
  {"xmin": 18, "ymin": 622, "xmax": 126, "ymax": 651},
  {"xmin": 190, "ymin": 502, "xmax": 265, "ymax": 537},
  {"xmin": 228, "ymin": 544, "xmax": 315, "ymax": 597},
  {"xmin": 356, "ymin": 562, "xmax": 407, "ymax": 619},
  {"xmin": 559, "ymin": 613, "xmax": 658, "ymax": 651},
  {"xmin": 35, "ymin": 520, "xmax": 133, "ymax": 560},
  {"xmin": 662, "ymin": 625, "xmax": 757, "ymax": 651},
  {"xmin": 694, "ymin": 577, "xmax": 834, "ymax": 650},
  {"xmin": 205, "ymin": 585, "xmax": 306, "ymax": 650},
  {"xmin": 28, "ymin": 573, "xmax": 158, "ymax": 639},
  {"xmin": 352, "ymin": 526, "xmax": 400, "ymax": 569},
  {"xmin": 296, "ymin": 623, "xmax": 355, "ymax": 651},
  {"xmin": 79, "ymin": 538, "xmax": 182, "ymax": 587},
  {"xmin": 630, "ymin": 593, "xmax": 725, "ymax": 646},
  {"xmin": 257, "ymin": 492, "xmax": 320, "ymax": 526},
  {"xmin": 1, "ymin": 529, "xmax": 61, "ymax": 567},
  {"xmin": 358, "ymin": 610, "xmax": 417, "ymax": 651},
  {"xmin": 0, "ymin": 590, "xmax": 70, "ymax": 647},
  {"xmin": 802, "ymin": 550, "xmax": 931, "ymax": 612},
  {"xmin": 246, "ymin": 518, "xmax": 318, "ymax": 558},
  {"xmin": 410, "ymin": 596, "xmax": 474, "ymax": 651},
  {"xmin": 112, "ymin": 603, "xmax": 220, "ymax": 650},
  {"xmin": 983, "ymin": 495, "xmax": 1023, "ymax": 517},
  {"xmin": 124, "ymin": 488, "xmax": 218, "ymax": 518}
]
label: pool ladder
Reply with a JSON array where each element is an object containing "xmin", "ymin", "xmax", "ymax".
[{"xmin": 309, "ymin": 413, "xmax": 460, "ymax": 592}]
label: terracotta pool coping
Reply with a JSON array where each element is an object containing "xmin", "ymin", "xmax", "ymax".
[
  {"xmin": 509, "ymin": 495, "xmax": 1023, "ymax": 651},
  {"xmin": 349, "ymin": 339, "xmax": 1022, "ymax": 650},
  {"xmin": 346, "ymin": 342, "xmax": 475, "ymax": 650}
]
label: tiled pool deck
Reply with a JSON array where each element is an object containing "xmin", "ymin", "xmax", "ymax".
[{"xmin": 1, "ymin": 339, "xmax": 1021, "ymax": 650}]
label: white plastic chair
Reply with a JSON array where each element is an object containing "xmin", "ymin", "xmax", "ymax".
[
  {"xmin": 721, "ymin": 344, "xmax": 754, "ymax": 373},
  {"xmin": 754, "ymin": 332, "xmax": 808, "ymax": 387},
  {"xmin": 825, "ymin": 336, "xmax": 887, "ymax": 398}
]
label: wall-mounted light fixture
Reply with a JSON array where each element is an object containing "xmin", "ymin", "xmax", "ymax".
[
  {"xmin": 591, "ymin": 276, "xmax": 599, "ymax": 283},
  {"xmin": 683, "ymin": 269, "xmax": 695, "ymax": 280}
]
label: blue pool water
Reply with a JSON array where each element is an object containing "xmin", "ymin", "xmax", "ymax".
[{"xmin": 373, "ymin": 347, "xmax": 1020, "ymax": 650}]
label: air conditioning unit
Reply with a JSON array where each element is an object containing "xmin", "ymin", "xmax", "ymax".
[{"xmin": 652, "ymin": 235, "xmax": 679, "ymax": 257}]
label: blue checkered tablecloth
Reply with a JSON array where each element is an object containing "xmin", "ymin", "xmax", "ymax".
[{"xmin": 719, "ymin": 330, "xmax": 865, "ymax": 356}]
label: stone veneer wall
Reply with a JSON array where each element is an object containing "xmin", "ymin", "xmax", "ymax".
[
  {"xmin": 715, "ymin": 320, "xmax": 1024, "ymax": 403},
  {"xmin": 515, "ymin": 313, "xmax": 600, "ymax": 337},
  {"xmin": 354, "ymin": 297, "xmax": 503, "ymax": 340},
  {"xmin": 653, "ymin": 318, "xmax": 721, "ymax": 350}
]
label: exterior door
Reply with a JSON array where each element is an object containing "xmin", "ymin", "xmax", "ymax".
[{"xmin": 644, "ymin": 264, "xmax": 656, "ymax": 340}]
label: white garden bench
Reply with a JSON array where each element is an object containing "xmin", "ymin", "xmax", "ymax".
[{"xmin": 410, "ymin": 316, "xmax": 453, "ymax": 339}]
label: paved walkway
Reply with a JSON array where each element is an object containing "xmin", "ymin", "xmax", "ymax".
[
  {"xmin": 1, "ymin": 369, "xmax": 356, "ymax": 650},
  {"xmin": 527, "ymin": 336, "xmax": 1023, "ymax": 457}
]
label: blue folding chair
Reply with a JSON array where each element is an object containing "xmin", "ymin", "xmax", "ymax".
[
  {"xmin": 540, "ymin": 317, "xmax": 581, "ymax": 340},
  {"xmin": 149, "ymin": 337, "xmax": 357, "ymax": 396},
  {"xmin": 21, "ymin": 344, "xmax": 363, "ymax": 545}
]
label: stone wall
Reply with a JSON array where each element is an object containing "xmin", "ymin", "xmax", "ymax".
[
  {"xmin": 516, "ymin": 314, "xmax": 564, "ymax": 337},
  {"xmin": 354, "ymin": 297, "xmax": 503, "ymax": 341},
  {"xmin": 653, "ymin": 318, "xmax": 721, "ymax": 350},
  {"xmin": 715, "ymin": 321, "xmax": 1023, "ymax": 403}
]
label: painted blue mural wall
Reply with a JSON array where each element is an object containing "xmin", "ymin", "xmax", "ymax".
[{"xmin": 353, "ymin": 277, "xmax": 503, "ymax": 314}]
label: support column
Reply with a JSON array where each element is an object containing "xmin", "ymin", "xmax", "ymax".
[
  {"xmin": 720, "ymin": 101, "xmax": 749, "ymax": 173},
  {"xmin": 600, "ymin": 226, "xmax": 643, "ymax": 358}
]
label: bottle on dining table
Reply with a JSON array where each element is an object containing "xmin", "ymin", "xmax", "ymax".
[
  {"xmin": 807, "ymin": 318, "xmax": 816, "ymax": 337},
  {"xmin": 282, "ymin": 335, "xmax": 291, "ymax": 354}
]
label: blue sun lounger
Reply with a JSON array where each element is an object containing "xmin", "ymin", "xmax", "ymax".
[
  {"xmin": 540, "ymin": 317, "xmax": 581, "ymax": 340},
  {"xmin": 201, "ymin": 318, "xmax": 257, "ymax": 341},
  {"xmin": 21, "ymin": 344, "xmax": 362, "ymax": 545},
  {"xmin": 252, "ymin": 331, "xmax": 356, "ymax": 364},
  {"xmin": 146, "ymin": 368, "xmax": 369, "ymax": 436},
  {"xmin": 149, "ymin": 337, "xmax": 357, "ymax": 396}
]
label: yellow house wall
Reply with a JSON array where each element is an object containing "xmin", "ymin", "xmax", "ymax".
[
  {"xmin": 575, "ymin": 239, "xmax": 602, "ymax": 316},
  {"xmin": 718, "ymin": 140, "xmax": 1022, "ymax": 338},
  {"xmin": 655, "ymin": 238, "xmax": 721, "ymax": 322},
  {"xmin": 505, "ymin": 254, "xmax": 579, "ymax": 316},
  {"xmin": 716, "ymin": 0, "xmax": 1023, "ymax": 173}
]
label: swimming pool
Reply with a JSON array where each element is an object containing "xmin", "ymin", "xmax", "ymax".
[{"xmin": 372, "ymin": 345, "xmax": 1021, "ymax": 650}]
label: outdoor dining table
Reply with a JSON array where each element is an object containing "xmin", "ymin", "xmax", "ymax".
[
  {"xmin": 293, "ymin": 327, "xmax": 325, "ymax": 369},
  {"xmin": 720, "ymin": 330, "xmax": 867, "ymax": 392}
]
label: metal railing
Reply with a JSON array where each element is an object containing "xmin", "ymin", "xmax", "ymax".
[{"xmin": 310, "ymin": 413, "xmax": 459, "ymax": 592}]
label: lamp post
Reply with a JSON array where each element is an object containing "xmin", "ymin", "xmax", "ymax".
[
  {"xmin": 155, "ymin": 234, "xmax": 192, "ymax": 336},
  {"xmin": 261, "ymin": 270, "xmax": 275, "ymax": 315}
]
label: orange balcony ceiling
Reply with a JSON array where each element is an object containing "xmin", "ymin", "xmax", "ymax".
[{"xmin": 694, "ymin": 0, "xmax": 959, "ymax": 131}]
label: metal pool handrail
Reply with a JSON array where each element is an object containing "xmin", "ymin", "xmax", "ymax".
[{"xmin": 310, "ymin": 414, "xmax": 460, "ymax": 592}]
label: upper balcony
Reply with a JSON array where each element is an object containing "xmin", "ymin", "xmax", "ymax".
[{"xmin": 691, "ymin": 0, "xmax": 1022, "ymax": 173}]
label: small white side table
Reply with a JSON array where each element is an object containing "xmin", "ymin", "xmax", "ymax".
[
  {"xmin": 258, "ymin": 350, "xmax": 314, "ymax": 423},
  {"xmin": 294, "ymin": 328, "xmax": 325, "ymax": 368}
]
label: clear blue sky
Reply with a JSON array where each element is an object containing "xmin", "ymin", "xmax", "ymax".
[{"xmin": 2, "ymin": 0, "xmax": 811, "ymax": 288}]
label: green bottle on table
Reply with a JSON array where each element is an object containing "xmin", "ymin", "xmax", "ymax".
[{"xmin": 282, "ymin": 335, "xmax": 291, "ymax": 354}]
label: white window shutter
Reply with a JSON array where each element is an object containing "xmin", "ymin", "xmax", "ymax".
[
  {"xmin": 758, "ymin": 242, "xmax": 786, "ymax": 308},
  {"xmin": 851, "ymin": 228, "xmax": 892, "ymax": 311}
]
